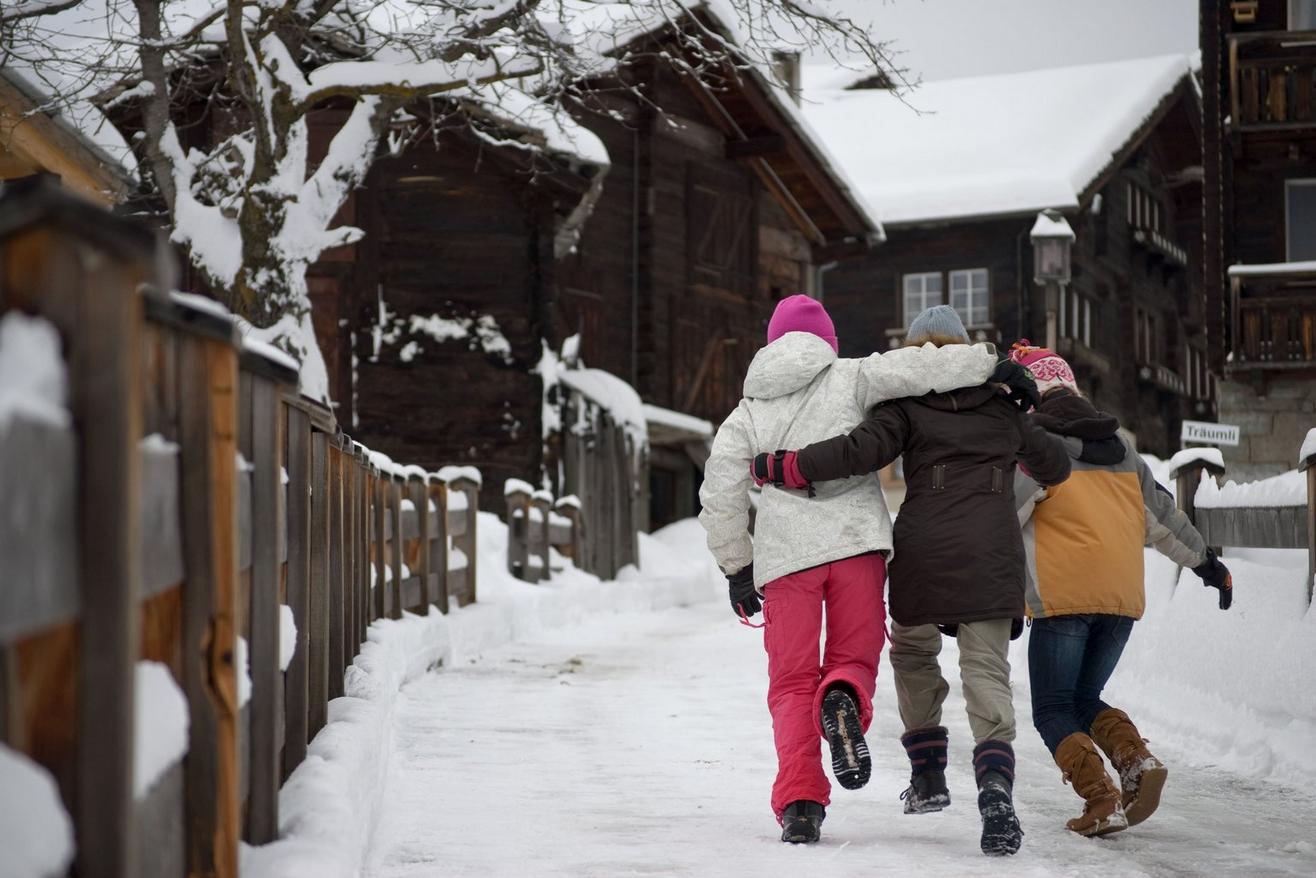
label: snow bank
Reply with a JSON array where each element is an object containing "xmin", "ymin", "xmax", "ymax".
[
  {"xmin": 0, "ymin": 312, "xmax": 68, "ymax": 432},
  {"xmin": 243, "ymin": 514, "xmax": 719, "ymax": 878},
  {"xmin": 1088, "ymin": 547, "xmax": 1316, "ymax": 789},
  {"xmin": 0, "ymin": 744, "xmax": 74, "ymax": 878},
  {"xmin": 1196, "ymin": 469, "xmax": 1307, "ymax": 508},
  {"xmin": 133, "ymin": 661, "xmax": 189, "ymax": 799}
]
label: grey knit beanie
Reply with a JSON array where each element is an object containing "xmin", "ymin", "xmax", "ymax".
[{"xmin": 907, "ymin": 304, "xmax": 970, "ymax": 344}]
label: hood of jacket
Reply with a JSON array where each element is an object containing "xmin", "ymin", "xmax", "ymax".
[
  {"xmin": 743, "ymin": 331, "xmax": 838, "ymax": 399},
  {"xmin": 1032, "ymin": 389, "xmax": 1120, "ymax": 440},
  {"xmin": 909, "ymin": 383, "xmax": 999, "ymax": 412}
]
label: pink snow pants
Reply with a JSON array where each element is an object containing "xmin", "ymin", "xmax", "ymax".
[{"xmin": 762, "ymin": 552, "xmax": 888, "ymax": 821}]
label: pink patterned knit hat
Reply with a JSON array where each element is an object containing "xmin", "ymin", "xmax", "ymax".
[
  {"xmin": 1008, "ymin": 340, "xmax": 1078, "ymax": 395},
  {"xmin": 767, "ymin": 294, "xmax": 838, "ymax": 352}
]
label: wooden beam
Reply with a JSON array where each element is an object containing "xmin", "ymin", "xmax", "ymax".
[{"xmin": 725, "ymin": 134, "xmax": 786, "ymax": 160}]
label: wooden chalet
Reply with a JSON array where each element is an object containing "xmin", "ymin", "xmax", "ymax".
[
  {"xmin": 1202, "ymin": 0, "xmax": 1316, "ymax": 479},
  {"xmin": 0, "ymin": 67, "xmax": 129, "ymax": 205},
  {"xmin": 805, "ymin": 56, "xmax": 1210, "ymax": 458},
  {"xmin": 554, "ymin": 8, "xmax": 881, "ymax": 527}
]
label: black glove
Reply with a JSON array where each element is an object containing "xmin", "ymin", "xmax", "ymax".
[
  {"xmin": 1192, "ymin": 548, "xmax": 1233, "ymax": 610},
  {"xmin": 990, "ymin": 358, "xmax": 1041, "ymax": 412},
  {"xmin": 728, "ymin": 565, "xmax": 761, "ymax": 618}
]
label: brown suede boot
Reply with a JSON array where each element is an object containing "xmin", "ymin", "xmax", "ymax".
[
  {"xmin": 1091, "ymin": 708, "xmax": 1167, "ymax": 827},
  {"xmin": 1054, "ymin": 733, "xmax": 1128, "ymax": 837}
]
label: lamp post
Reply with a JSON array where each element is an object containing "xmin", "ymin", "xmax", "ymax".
[{"xmin": 1031, "ymin": 209, "xmax": 1074, "ymax": 350}]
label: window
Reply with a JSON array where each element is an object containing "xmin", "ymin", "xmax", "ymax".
[
  {"xmin": 1059, "ymin": 289, "xmax": 1094, "ymax": 347},
  {"xmin": 1286, "ymin": 180, "xmax": 1316, "ymax": 260},
  {"xmin": 1134, "ymin": 306, "xmax": 1162, "ymax": 365},
  {"xmin": 902, "ymin": 272, "xmax": 943, "ymax": 327},
  {"xmin": 949, "ymin": 268, "xmax": 990, "ymax": 327},
  {"xmin": 1291, "ymin": 0, "xmax": 1316, "ymax": 29}
]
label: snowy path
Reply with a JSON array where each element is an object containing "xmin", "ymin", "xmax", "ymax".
[{"xmin": 363, "ymin": 600, "xmax": 1316, "ymax": 878}]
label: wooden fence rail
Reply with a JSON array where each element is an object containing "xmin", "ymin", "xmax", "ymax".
[
  {"xmin": 1169, "ymin": 441, "xmax": 1316, "ymax": 607},
  {"xmin": 0, "ymin": 179, "xmax": 484, "ymax": 877}
]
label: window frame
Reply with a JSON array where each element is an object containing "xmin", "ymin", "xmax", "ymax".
[
  {"xmin": 948, "ymin": 267, "xmax": 990, "ymax": 328},
  {"xmin": 1291, "ymin": 0, "xmax": 1316, "ymax": 30},
  {"xmin": 1284, "ymin": 178, "xmax": 1316, "ymax": 261},
  {"xmin": 902, "ymin": 271, "xmax": 944, "ymax": 327}
]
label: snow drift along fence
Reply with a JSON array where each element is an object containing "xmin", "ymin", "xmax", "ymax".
[
  {"xmin": 1169, "ymin": 446, "xmax": 1316, "ymax": 606},
  {"xmin": 504, "ymin": 481, "xmax": 583, "ymax": 583},
  {"xmin": 0, "ymin": 179, "xmax": 481, "ymax": 878}
]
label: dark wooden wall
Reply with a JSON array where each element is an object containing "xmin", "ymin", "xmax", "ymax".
[
  {"xmin": 339, "ymin": 132, "xmax": 554, "ymax": 509},
  {"xmin": 566, "ymin": 64, "xmax": 815, "ymax": 427}
]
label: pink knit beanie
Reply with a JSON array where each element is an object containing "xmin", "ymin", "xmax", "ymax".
[
  {"xmin": 1008, "ymin": 340, "xmax": 1078, "ymax": 395},
  {"xmin": 766, "ymin": 294, "xmax": 838, "ymax": 352}
]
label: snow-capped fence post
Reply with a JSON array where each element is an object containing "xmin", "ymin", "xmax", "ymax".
[
  {"xmin": 388, "ymin": 471, "xmax": 405, "ymax": 619},
  {"xmin": 282, "ymin": 400, "xmax": 312, "ymax": 780},
  {"xmin": 327, "ymin": 434, "xmax": 347, "ymax": 698},
  {"xmin": 307, "ymin": 425, "xmax": 331, "ymax": 739},
  {"xmin": 428, "ymin": 478, "xmax": 451, "ymax": 613},
  {"xmin": 506, "ymin": 481, "xmax": 534, "ymax": 581},
  {"xmin": 0, "ymin": 178, "xmax": 157, "ymax": 878},
  {"xmin": 1169, "ymin": 451, "xmax": 1227, "ymax": 530},
  {"xmin": 1301, "ymin": 438, "xmax": 1316, "ymax": 606},
  {"xmin": 353, "ymin": 447, "xmax": 370, "ymax": 644},
  {"xmin": 532, "ymin": 490, "xmax": 554, "ymax": 580},
  {"xmin": 411, "ymin": 473, "xmax": 432, "ymax": 610},
  {"xmin": 371, "ymin": 462, "xmax": 386, "ymax": 621},
  {"xmin": 236, "ymin": 342, "xmax": 298, "ymax": 846},
  {"xmin": 554, "ymin": 496, "xmax": 585, "ymax": 565},
  {"xmin": 448, "ymin": 472, "xmax": 480, "ymax": 606}
]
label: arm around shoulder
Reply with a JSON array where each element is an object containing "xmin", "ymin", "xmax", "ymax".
[
  {"xmin": 796, "ymin": 403, "xmax": 910, "ymax": 483},
  {"xmin": 854, "ymin": 342, "xmax": 997, "ymax": 410}
]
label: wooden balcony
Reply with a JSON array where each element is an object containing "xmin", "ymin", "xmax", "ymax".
[
  {"xmin": 1228, "ymin": 30, "xmax": 1316, "ymax": 132},
  {"xmin": 1227, "ymin": 263, "xmax": 1316, "ymax": 372},
  {"xmin": 1227, "ymin": 29, "xmax": 1316, "ymax": 130}
]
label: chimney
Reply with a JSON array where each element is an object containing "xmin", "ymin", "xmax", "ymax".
[{"xmin": 771, "ymin": 50, "xmax": 802, "ymax": 106}]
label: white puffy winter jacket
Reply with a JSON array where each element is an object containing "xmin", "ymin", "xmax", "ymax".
[{"xmin": 699, "ymin": 332, "xmax": 999, "ymax": 589}]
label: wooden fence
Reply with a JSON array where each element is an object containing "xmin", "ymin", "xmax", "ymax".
[
  {"xmin": 0, "ymin": 179, "xmax": 480, "ymax": 877},
  {"xmin": 1169, "ymin": 442, "xmax": 1316, "ymax": 606},
  {"xmin": 504, "ymin": 482, "xmax": 583, "ymax": 582}
]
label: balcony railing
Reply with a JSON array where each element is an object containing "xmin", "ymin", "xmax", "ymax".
[
  {"xmin": 1229, "ymin": 30, "xmax": 1316, "ymax": 131},
  {"xmin": 1226, "ymin": 263, "xmax": 1316, "ymax": 371},
  {"xmin": 1136, "ymin": 361, "xmax": 1187, "ymax": 395}
]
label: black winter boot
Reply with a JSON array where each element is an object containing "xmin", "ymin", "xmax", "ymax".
[
  {"xmin": 974, "ymin": 740, "xmax": 1023, "ymax": 856},
  {"xmin": 900, "ymin": 726, "xmax": 950, "ymax": 814},
  {"xmin": 780, "ymin": 800, "xmax": 825, "ymax": 844},
  {"xmin": 820, "ymin": 686, "xmax": 871, "ymax": 790}
]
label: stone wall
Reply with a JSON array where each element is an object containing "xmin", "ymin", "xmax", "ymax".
[{"xmin": 1216, "ymin": 377, "xmax": 1316, "ymax": 481}]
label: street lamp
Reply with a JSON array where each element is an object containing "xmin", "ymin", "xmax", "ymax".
[{"xmin": 1031, "ymin": 209, "xmax": 1074, "ymax": 350}]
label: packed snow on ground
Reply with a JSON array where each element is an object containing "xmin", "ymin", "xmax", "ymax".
[
  {"xmin": 133, "ymin": 661, "xmax": 189, "ymax": 799},
  {"xmin": 0, "ymin": 312, "xmax": 68, "ymax": 432},
  {"xmin": 359, "ymin": 536, "xmax": 1316, "ymax": 878},
  {"xmin": 0, "ymin": 743, "xmax": 74, "ymax": 878},
  {"xmin": 241, "ymin": 512, "xmax": 720, "ymax": 878}
]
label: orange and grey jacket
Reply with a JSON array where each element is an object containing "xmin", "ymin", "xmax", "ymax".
[{"xmin": 1013, "ymin": 392, "xmax": 1208, "ymax": 621}]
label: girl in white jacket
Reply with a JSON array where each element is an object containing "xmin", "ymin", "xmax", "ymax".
[{"xmin": 699, "ymin": 295, "xmax": 1032, "ymax": 843}]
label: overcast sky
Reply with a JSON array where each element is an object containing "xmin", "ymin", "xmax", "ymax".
[{"xmin": 809, "ymin": 0, "xmax": 1199, "ymax": 83}]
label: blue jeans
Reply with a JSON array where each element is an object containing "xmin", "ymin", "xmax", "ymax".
[{"xmin": 1028, "ymin": 614, "xmax": 1134, "ymax": 755}]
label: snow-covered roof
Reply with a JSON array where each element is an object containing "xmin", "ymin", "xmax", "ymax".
[
  {"xmin": 802, "ymin": 54, "xmax": 1195, "ymax": 226},
  {"xmin": 562, "ymin": 0, "xmax": 881, "ymax": 244}
]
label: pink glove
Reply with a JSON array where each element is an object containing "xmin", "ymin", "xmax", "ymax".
[{"xmin": 750, "ymin": 451, "xmax": 811, "ymax": 490}]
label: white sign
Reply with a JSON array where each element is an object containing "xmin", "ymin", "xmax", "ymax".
[{"xmin": 1181, "ymin": 420, "xmax": 1240, "ymax": 446}]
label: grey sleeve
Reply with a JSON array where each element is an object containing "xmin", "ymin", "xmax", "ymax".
[
  {"xmin": 698, "ymin": 404, "xmax": 756, "ymax": 575},
  {"xmin": 1137, "ymin": 456, "xmax": 1208, "ymax": 568}
]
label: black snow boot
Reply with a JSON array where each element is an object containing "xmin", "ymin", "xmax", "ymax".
[
  {"xmin": 780, "ymin": 800, "xmax": 825, "ymax": 844},
  {"xmin": 820, "ymin": 685, "xmax": 871, "ymax": 790},
  {"xmin": 900, "ymin": 726, "xmax": 950, "ymax": 814},
  {"xmin": 974, "ymin": 740, "xmax": 1023, "ymax": 856}
]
